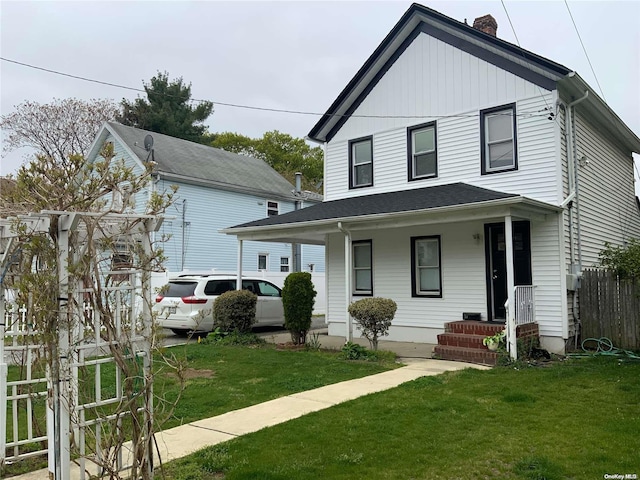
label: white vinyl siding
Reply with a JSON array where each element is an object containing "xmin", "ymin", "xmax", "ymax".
[
  {"xmin": 326, "ymin": 217, "xmax": 565, "ymax": 340},
  {"xmin": 572, "ymin": 111, "xmax": 640, "ymax": 268},
  {"xmin": 325, "ymin": 94, "xmax": 556, "ymax": 203},
  {"xmin": 331, "ymin": 32, "xmax": 541, "ymax": 145}
]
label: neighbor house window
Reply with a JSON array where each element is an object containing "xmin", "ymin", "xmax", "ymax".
[
  {"xmin": 258, "ymin": 254, "xmax": 268, "ymax": 270},
  {"xmin": 349, "ymin": 137, "xmax": 373, "ymax": 188},
  {"xmin": 408, "ymin": 122, "xmax": 437, "ymax": 180},
  {"xmin": 481, "ymin": 104, "xmax": 517, "ymax": 174},
  {"xmin": 411, "ymin": 236, "xmax": 441, "ymax": 297},
  {"xmin": 267, "ymin": 201, "xmax": 279, "ymax": 216},
  {"xmin": 353, "ymin": 240, "xmax": 372, "ymax": 295},
  {"xmin": 280, "ymin": 256, "xmax": 290, "ymax": 272}
]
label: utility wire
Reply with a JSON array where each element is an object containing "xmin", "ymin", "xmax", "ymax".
[
  {"xmin": 563, "ymin": 0, "xmax": 607, "ymax": 103},
  {"xmin": 500, "ymin": 0, "xmax": 556, "ymax": 122},
  {"xmin": 1, "ymin": 56, "xmax": 552, "ymax": 121}
]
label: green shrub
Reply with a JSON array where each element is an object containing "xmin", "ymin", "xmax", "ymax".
[
  {"xmin": 340, "ymin": 342, "xmax": 372, "ymax": 360},
  {"xmin": 213, "ymin": 289, "xmax": 257, "ymax": 333},
  {"xmin": 348, "ymin": 297, "xmax": 397, "ymax": 350},
  {"xmin": 282, "ymin": 272, "xmax": 316, "ymax": 345}
]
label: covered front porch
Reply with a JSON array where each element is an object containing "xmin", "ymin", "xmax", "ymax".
[{"xmin": 223, "ymin": 183, "xmax": 563, "ymax": 360}]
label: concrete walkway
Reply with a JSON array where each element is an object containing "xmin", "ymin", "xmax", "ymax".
[
  {"xmin": 153, "ymin": 358, "xmax": 488, "ymax": 463},
  {"xmin": 12, "ymin": 358, "xmax": 488, "ymax": 479},
  {"xmin": 12, "ymin": 323, "xmax": 484, "ymax": 479}
]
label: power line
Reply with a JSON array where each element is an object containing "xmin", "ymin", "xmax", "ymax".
[
  {"xmin": 500, "ymin": 0, "xmax": 556, "ymax": 122},
  {"xmin": 1, "ymin": 56, "xmax": 552, "ymax": 121},
  {"xmin": 563, "ymin": 0, "xmax": 607, "ymax": 103}
]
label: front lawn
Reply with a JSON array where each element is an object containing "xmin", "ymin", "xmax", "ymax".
[
  {"xmin": 162, "ymin": 356, "xmax": 640, "ymax": 479},
  {"xmin": 3, "ymin": 341, "xmax": 397, "ymax": 477},
  {"xmin": 155, "ymin": 341, "xmax": 398, "ymax": 430}
]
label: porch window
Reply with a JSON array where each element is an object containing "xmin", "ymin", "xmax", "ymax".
[
  {"xmin": 353, "ymin": 240, "xmax": 372, "ymax": 295},
  {"xmin": 411, "ymin": 236, "xmax": 441, "ymax": 297},
  {"xmin": 349, "ymin": 137, "xmax": 373, "ymax": 188},
  {"xmin": 408, "ymin": 122, "xmax": 437, "ymax": 180},
  {"xmin": 481, "ymin": 104, "xmax": 517, "ymax": 174}
]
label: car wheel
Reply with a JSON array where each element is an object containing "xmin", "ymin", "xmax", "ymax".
[{"xmin": 171, "ymin": 329, "xmax": 190, "ymax": 337}]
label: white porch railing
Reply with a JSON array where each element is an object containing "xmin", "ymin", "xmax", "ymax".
[{"xmin": 505, "ymin": 285, "xmax": 536, "ymax": 360}]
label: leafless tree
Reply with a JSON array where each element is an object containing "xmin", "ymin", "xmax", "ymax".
[{"xmin": 1, "ymin": 97, "xmax": 118, "ymax": 163}]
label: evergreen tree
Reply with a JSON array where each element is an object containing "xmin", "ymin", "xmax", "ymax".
[{"xmin": 117, "ymin": 72, "xmax": 213, "ymax": 143}]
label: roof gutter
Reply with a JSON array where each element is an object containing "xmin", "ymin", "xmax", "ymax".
[
  {"xmin": 560, "ymin": 72, "xmax": 640, "ymax": 153},
  {"xmin": 222, "ymin": 195, "xmax": 561, "ymax": 235}
]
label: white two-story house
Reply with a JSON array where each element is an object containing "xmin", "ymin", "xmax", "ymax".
[{"xmin": 224, "ymin": 4, "xmax": 640, "ymax": 355}]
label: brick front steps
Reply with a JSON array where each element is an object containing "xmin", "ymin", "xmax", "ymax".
[
  {"xmin": 434, "ymin": 321, "xmax": 540, "ymax": 366},
  {"xmin": 434, "ymin": 321, "xmax": 505, "ymax": 366}
]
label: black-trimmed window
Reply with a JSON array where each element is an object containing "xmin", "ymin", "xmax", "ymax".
[
  {"xmin": 353, "ymin": 240, "xmax": 372, "ymax": 295},
  {"xmin": 481, "ymin": 104, "xmax": 517, "ymax": 174},
  {"xmin": 349, "ymin": 137, "xmax": 373, "ymax": 188},
  {"xmin": 408, "ymin": 122, "xmax": 437, "ymax": 180},
  {"xmin": 267, "ymin": 201, "xmax": 279, "ymax": 216},
  {"xmin": 411, "ymin": 236, "xmax": 442, "ymax": 297}
]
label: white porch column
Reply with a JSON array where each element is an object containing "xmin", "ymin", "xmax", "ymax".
[
  {"xmin": 236, "ymin": 239, "xmax": 243, "ymax": 290},
  {"xmin": 338, "ymin": 222, "xmax": 352, "ymax": 342},
  {"xmin": 505, "ymin": 215, "xmax": 517, "ymax": 360}
]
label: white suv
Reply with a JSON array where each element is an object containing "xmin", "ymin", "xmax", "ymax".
[{"xmin": 154, "ymin": 275, "xmax": 284, "ymax": 335}]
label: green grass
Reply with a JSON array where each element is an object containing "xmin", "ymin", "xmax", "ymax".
[
  {"xmin": 154, "ymin": 342, "xmax": 398, "ymax": 430},
  {"xmin": 160, "ymin": 357, "xmax": 640, "ymax": 480},
  {"xmin": 3, "ymin": 341, "xmax": 397, "ymax": 477}
]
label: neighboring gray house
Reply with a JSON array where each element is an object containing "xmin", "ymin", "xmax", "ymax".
[
  {"xmin": 86, "ymin": 121, "xmax": 324, "ymax": 273},
  {"xmin": 224, "ymin": 4, "xmax": 640, "ymax": 356}
]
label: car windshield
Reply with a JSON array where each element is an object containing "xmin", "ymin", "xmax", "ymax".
[{"xmin": 163, "ymin": 281, "xmax": 197, "ymax": 297}]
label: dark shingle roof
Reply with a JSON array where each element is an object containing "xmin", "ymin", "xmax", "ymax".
[
  {"xmin": 107, "ymin": 122, "xmax": 297, "ymax": 199},
  {"xmin": 229, "ymin": 183, "xmax": 518, "ymax": 229}
]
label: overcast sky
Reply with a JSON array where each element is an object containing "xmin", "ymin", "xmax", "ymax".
[{"xmin": 1, "ymin": 0, "xmax": 639, "ymax": 177}]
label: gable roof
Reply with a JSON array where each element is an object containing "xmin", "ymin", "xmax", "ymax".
[
  {"xmin": 308, "ymin": 3, "xmax": 640, "ymax": 153},
  {"xmin": 89, "ymin": 122, "xmax": 299, "ymax": 201},
  {"xmin": 308, "ymin": 3, "xmax": 570, "ymax": 144}
]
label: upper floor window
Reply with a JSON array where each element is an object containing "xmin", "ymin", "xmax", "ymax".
[
  {"xmin": 408, "ymin": 122, "xmax": 437, "ymax": 181},
  {"xmin": 411, "ymin": 236, "xmax": 442, "ymax": 298},
  {"xmin": 280, "ymin": 256, "xmax": 290, "ymax": 273},
  {"xmin": 267, "ymin": 201, "xmax": 279, "ymax": 216},
  {"xmin": 353, "ymin": 240, "xmax": 372, "ymax": 295},
  {"xmin": 481, "ymin": 104, "xmax": 517, "ymax": 174},
  {"xmin": 258, "ymin": 253, "xmax": 268, "ymax": 270},
  {"xmin": 349, "ymin": 137, "xmax": 373, "ymax": 189}
]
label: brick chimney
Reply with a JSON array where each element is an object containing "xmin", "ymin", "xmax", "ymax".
[{"xmin": 473, "ymin": 14, "xmax": 498, "ymax": 37}]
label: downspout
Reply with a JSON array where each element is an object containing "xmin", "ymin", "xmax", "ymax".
[
  {"xmin": 293, "ymin": 173, "xmax": 302, "ymax": 272},
  {"xmin": 337, "ymin": 222, "xmax": 352, "ymax": 342},
  {"xmin": 560, "ymin": 87, "xmax": 589, "ymax": 346}
]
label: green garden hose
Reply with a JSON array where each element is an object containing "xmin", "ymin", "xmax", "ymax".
[{"xmin": 566, "ymin": 337, "xmax": 640, "ymax": 361}]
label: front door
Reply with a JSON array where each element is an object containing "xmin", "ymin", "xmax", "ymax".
[{"xmin": 485, "ymin": 221, "xmax": 532, "ymax": 321}]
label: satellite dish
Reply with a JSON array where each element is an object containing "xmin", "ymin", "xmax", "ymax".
[{"xmin": 144, "ymin": 134, "xmax": 154, "ymax": 152}]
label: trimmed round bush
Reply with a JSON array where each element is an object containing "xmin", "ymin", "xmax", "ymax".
[
  {"xmin": 213, "ymin": 289, "xmax": 257, "ymax": 333},
  {"xmin": 348, "ymin": 297, "xmax": 397, "ymax": 350},
  {"xmin": 282, "ymin": 272, "xmax": 316, "ymax": 345}
]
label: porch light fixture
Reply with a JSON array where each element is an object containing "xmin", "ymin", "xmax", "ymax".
[{"xmin": 473, "ymin": 233, "xmax": 481, "ymax": 244}]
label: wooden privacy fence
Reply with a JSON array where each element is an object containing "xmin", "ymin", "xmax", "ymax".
[{"xmin": 580, "ymin": 269, "xmax": 640, "ymax": 350}]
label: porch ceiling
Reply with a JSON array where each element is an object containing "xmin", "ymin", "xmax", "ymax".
[{"xmin": 222, "ymin": 183, "xmax": 561, "ymax": 245}]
